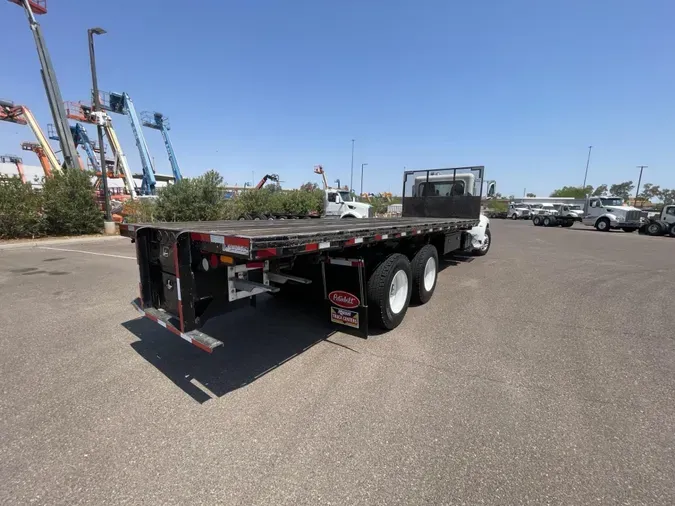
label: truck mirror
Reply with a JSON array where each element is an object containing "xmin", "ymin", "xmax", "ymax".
[{"xmin": 487, "ymin": 181, "xmax": 496, "ymax": 198}]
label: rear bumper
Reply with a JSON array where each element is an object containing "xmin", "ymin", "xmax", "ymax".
[{"xmin": 131, "ymin": 298, "xmax": 223, "ymax": 353}]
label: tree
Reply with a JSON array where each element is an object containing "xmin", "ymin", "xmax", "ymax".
[
  {"xmin": 300, "ymin": 182, "xmax": 319, "ymax": 192},
  {"xmin": 155, "ymin": 170, "xmax": 226, "ymax": 222},
  {"xmin": 526, "ymin": 193, "xmax": 536, "ymax": 197},
  {"xmin": 550, "ymin": 185, "xmax": 593, "ymax": 199},
  {"xmin": 609, "ymin": 181, "xmax": 634, "ymax": 201},
  {"xmin": 592, "ymin": 184, "xmax": 608, "ymax": 197},
  {"xmin": 661, "ymin": 189, "xmax": 675, "ymax": 205},
  {"xmin": 42, "ymin": 169, "xmax": 103, "ymax": 235},
  {"xmin": 638, "ymin": 183, "xmax": 661, "ymax": 202}
]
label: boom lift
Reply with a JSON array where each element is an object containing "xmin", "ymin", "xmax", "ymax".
[
  {"xmin": 48, "ymin": 122, "xmax": 103, "ymax": 175},
  {"xmin": 65, "ymin": 101, "xmax": 137, "ymax": 198},
  {"xmin": 21, "ymin": 141, "xmax": 52, "ymax": 177},
  {"xmin": 314, "ymin": 164, "xmax": 328, "ymax": 189},
  {"xmin": 0, "ymin": 100, "xmax": 60, "ymax": 174},
  {"xmin": 0, "ymin": 154, "xmax": 25, "ymax": 183},
  {"xmin": 98, "ymin": 91, "xmax": 156, "ymax": 195},
  {"xmin": 255, "ymin": 173, "xmax": 280, "ymax": 189},
  {"xmin": 141, "ymin": 111, "xmax": 182, "ymax": 182},
  {"xmin": 8, "ymin": 0, "xmax": 79, "ymax": 170}
]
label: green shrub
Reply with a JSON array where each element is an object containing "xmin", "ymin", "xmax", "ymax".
[
  {"xmin": 122, "ymin": 197, "xmax": 157, "ymax": 223},
  {"xmin": 0, "ymin": 177, "xmax": 44, "ymax": 239},
  {"xmin": 42, "ymin": 170, "xmax": 103, "ymax": 235},
  {"xmin": 155, "ymin": 170, "xmax": 225, "ymax": 222}
]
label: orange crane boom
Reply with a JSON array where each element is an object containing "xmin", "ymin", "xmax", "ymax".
[{"xmin": 21, "ymin": 141, "xmax": 52, "ymax": 177}]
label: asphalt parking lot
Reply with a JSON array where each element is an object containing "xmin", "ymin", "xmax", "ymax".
[{"xmin": 1, "ymin": 220, "xmax": 674, "ymax": 505}]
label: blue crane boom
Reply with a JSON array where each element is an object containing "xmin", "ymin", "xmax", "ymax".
[
  {"xmin": 98, "ymin": 91, "xmax": 156, "ymax": 195},
  {"xmin": 141, "ymin": 111, "xmax": 182, "ymax": 181},
  {"xmin": 48, "ymin": 122, "xmax": 103, "ymax": 174}
]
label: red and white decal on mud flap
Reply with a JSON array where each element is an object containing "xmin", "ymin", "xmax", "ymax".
[
  {"xmin": 330, "ymin": 307, "xmax": 360, "ymax": 328},
  {"xmin": 328, "ymin": 290, "xmax": 360, "ymax": 309}
]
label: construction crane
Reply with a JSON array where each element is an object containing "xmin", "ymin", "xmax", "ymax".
[
  {"xmin": 65, "ymin": 101, "xmax": 137, "ymax": 198},
  {"xmin": 8, "ymin": 0, "xmax": 79, "ymax": 170},
  {"xmin": 255, "ymin": 173, "xmax": 280, "ymax": 189},
  {"xmin": 0, "ymin": 99, "xmax": 61, "ymax": 174},
  {"xmin": 98, "ymin": 91, "xmax": 156, "ymax": 195},
  {"xmin": 21, "ymin": 142, "xmax": 52, "ymax": 177},
  {"xmin": 0, "ymin": 154, "xmax": 25, "ymax": 183},
  {"xmin": 141, "ymin": 111, "xmax": 182, "ymax": 182},
  {"xmin": 313, "ymin": 165, "xmax": 328, "ymax": 189}
]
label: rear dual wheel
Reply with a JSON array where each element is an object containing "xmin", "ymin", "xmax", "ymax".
[
  {"xmin": 368, "ymin": 253, "xmax": 412, "ymax": 330},
  {"xmin": 411, "ymin": 245, "xmax": 439, "ymax": 304},
  {"xmin": 533, "ymin": 216, "xmax": 542, "ymax": 226}
]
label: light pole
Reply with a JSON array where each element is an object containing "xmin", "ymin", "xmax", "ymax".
[
  {"xmin": 360, "ymin": 163, "xmax": 368, "ymax": 194},
  {"xmin": 350, "ymin": 139, "xmax": 355, "ymax": 191},
  {"xmin": 635, "ymin": 165, "xmax": 647, "ymax": 206},
  {"xmin": 582, "ymin": 145, "xmax": 593, "ymax": 188},
  {"xmin": 88, "ymin": 27, "xmax": 111, "ymax": 223}
]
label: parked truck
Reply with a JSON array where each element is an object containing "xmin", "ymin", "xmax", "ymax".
[
  {"xmin": 640, "ymin": 205, "xmax": 675, "ymax": 237},
  {"xmin": 581, "ymin": 196, "xmax": 642, "ymax": 232},
  {"xmin": 120, "ymin": 166, "xmax": 493, "ymax": 352},
  {"xmin": 531, "ymin": 203, "xmax": 584, "ymax": 227},
  {"xmin": 507, "ymin": 202, "xmax": 532, "ymax": 220}
]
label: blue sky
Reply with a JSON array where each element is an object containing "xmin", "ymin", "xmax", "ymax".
[{"xmin": 1, "ymin": 0, "xmax": 674, "ymax": 197}]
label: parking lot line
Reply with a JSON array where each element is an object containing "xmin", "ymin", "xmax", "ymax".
[{"xmin": 37, "ymin": 246, "xmax": 135, "ymax": 260}]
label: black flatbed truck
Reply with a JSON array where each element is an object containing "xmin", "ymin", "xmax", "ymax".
[{"xmin": 120, "ymin": 167, "xmax": 492, "ymax": 353}]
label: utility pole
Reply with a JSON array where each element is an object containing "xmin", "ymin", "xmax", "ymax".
[
  {"xmin": 15, "ymin": 0, "xmax": 79, "ymax": 170},
  {"xmin": 89, "ymin": 27, "xmax": 111, "ymax": 225},
  {"xmin": 360, "ymin": 163, "xmax": 368, "ymax": 194},
  {"xmin": 582, "ymin": 145, "xmax": 593, "ymax": 188},
  {"xmin": 350, "ymin": 139, "xmax": 355, "ymax": 191},
  {"xmin": 635, "ymin": 165, "xmax": 647, "ymax": 206}
]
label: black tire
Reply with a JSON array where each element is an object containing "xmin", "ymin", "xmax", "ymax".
[
  {"xmin": 669, "ymin": 223, "xmax": 675, "ymax": 238},
  {"xmin": 533, "ymin": 216, "xmax": 542, "ymax": 226},
  {"xmin": 511, "ymin": 213, "xmax": 518, "ymax": 220},
  {"xmin": 621, "ymin": 227, "xmax": 636, "ymax": 233},
  {"xmin": 561, "ymin": 220, "xmax": 574, "ymax": 227},
  {"xmin": 543, "ymin": 216, "xmax": 552, "ymax": 227},
  {"xmin": 595, "ymin": 218, "xmax": 611, "ymax": 232},
  {"xmin": 472, "ymin": 227, "xmax": 492, "ymax": 256},
  {"xmin": 646, "ymin": 222, "xmax": 663, "ymax": 236},
  {"xmin": 410, "ymin": 245, "xmax": 439, "ymax": 304},
  {"xmin": 367, "ymin": 253, "xmax": 412, "ymax": 330}
]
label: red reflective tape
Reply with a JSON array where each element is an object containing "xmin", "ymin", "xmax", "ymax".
[
  {"xmin": 145, "ymin": 312, "xmax": 158, "ymax": 323},
  {"xmin": 173, "ymin": 245, "xmax": 184, "ymax": 332},
  {"xmin": 256, "ymin": 248, "xmax": 277, "ymax": 259},
  {"xmin": 246, "ymin": 261, "xmax": 264, "ymax": 269},
  {"xmin": 375, "ymin": 234, "xmax": 383, "ymax": 241},
  {"xmin": 191, "ymin": 339, "xmax": 213, "ymax": 353},
  {"xmin": 305, "ymin": 243, "xmax": 319, "ymax": 251},
  {"xmin": 190, "ymin": 232, "xmax": 210, "ymax": 242},
  {"xmin": 166, "ymin": 325, "xmax": 182, "ymax": 337},
  {"xmin": 345, "ymin": 238, "xmax": 356, "ymax": 246},
  {"xmin": 395, "ymin": 233, "xmax": 402, "ymax": 238},
  {"xmin": 224, "ymin": 236, "xmax": 250, "ymax": 248}
]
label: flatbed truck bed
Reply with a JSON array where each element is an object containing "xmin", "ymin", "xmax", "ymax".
[{"xmin": 119, "ymin": 166, "xmax": 493, "ymax": 355}]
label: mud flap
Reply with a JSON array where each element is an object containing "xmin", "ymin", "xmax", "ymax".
[{"xmin": 321, "ymin": 258, "xmax": 369, "ymax": 339}]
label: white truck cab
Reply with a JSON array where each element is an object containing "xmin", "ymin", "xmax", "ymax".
[
  {"xmin": 324, "ymin": 189, "xmax": 372, "ymax": 218},
  {"xmin": 554, "ymin": 203, "xmax": 584, "ymax": 221},
  {"xmin": 507, "ymin": 202, "xmax": 532, "ymax": 220},
  {"xmin": 582, "ymin": 196, "xmax": 642, "ymax": 232},
  {"xmin": 641, "ymin": 205, "xmax": 675, "ymax": 237},
  {"xmin": 411, "ymin": 172, "xmax": 491, "ymax": 254}
]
